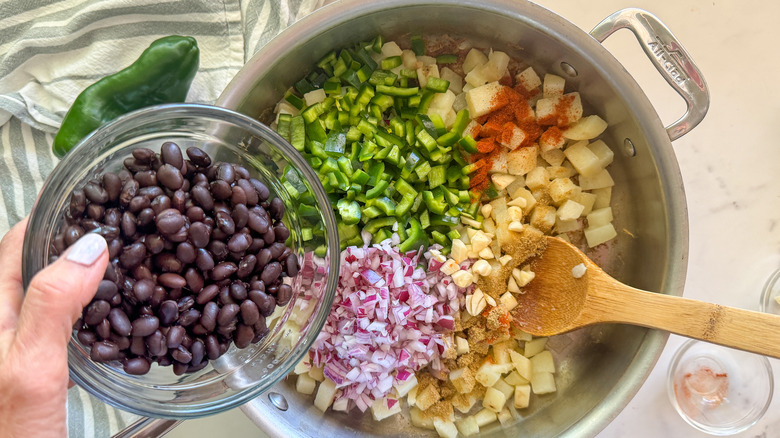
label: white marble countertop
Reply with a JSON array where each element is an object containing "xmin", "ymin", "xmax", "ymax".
[
  {"xmin": 529, "ymin": 0, "xmax": 780, "ymax": 437},
  {"xmin": 169, "ymin": 1, "xmax": 780, "ymax": 437}
]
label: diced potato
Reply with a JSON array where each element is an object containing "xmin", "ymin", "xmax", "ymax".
[
  {"xmin": 293, "ymin": 358, "xmax": 310, "ymax": 374},
  {"xmin": 514, "ymin": 384, "xmax": 532, "ymax": 409},
  {"xmin": 504, "ymin": 370, "xmax": 529, "ymax": 386},
  {"xmin": 486, "ymin": 50, "xmax": 510, "ymax": 81},
  {"xmin": 381, "ymin": 41, "xmax": 403, "ymax": 57},
  {"xmin": 456, "ymin": 416, "xmax": 480, "ymax": 436},
  {"xmin": 556, "ymin": 233, "xmax": 571, "ymax": 243},
  {"xmin": 450, "ymin": 367, "xmax": 477, "ymax": 394},
  {"xmin": 529, "ymin": 206, "xmax": 556, "ymax": 233},
  {"xmin": 562, "ymin": 115, "xmax": 608, "ymax": 140},
  {"xmin": 456, "ymin": 336, "xmax": 470, "ymax": 355},
  {"xmin": 508, "ymin": 349, "xmax": 533, "ymax": 381},
  {"xmin": 506, "ymin": 144, "xmax": 539, "ymax": 176},
  {"xmin": 514, "ymin": 330, "xmax": 533, "ymax": 342},
  {"xmin": 332, "ymin": 397, "xmax": 349, "ymax": 412},
  {"xmin": 483, "ymin": 387, "xmax": 508, "ymax": 413},
  {"xmin": 416, "ymin": 382, "xmax": 441, "ymax": 410},
  {"xmin": 371, "ymin": 397, "xmax": 402, "ymax": 421},
  {"xmin": 564, "ymin": 140, "xmax": 602, "ymax": 177},
  {"xmin": 578, "ymin": 169, "xmax": 615, "ymax": 190},
  {"xmin": 500, "ymin": 292, "xmax": 518, "ymax": 311},
  {"xmin": 493, "ymin": 378, "xmax": 515, "ymax": 400},
  {"xmin": 411, "ymin": 406, "xmax": 436, "ymax": 430},
  {"xmin": 463, "ymin": 119, "xmax": 481, "ymax": 139},
  {"xmin": 530, "ymin": 350, "xmax": 555, "ymax": 374},
  {"xmin": 313, "ymin": 378, "xmax": 337, "ymax": 412},
  {"xmin": 498, "ymin": 407, "xmax": 514, "ymax": 425},
  {"xmin": 304, "ymin": 89, "xmax": 326, "ymax": 106},
  {"xmin": 407, "ymin": 384, "xmax": 418, "ymax": 406},
  {"xmin": 492, "ymin": 341, "xmax": 513, "ymax": 365},
  {"xmin": 548, "ymin": 177, "xmax": 581, "ymax": 204},
  {"xmin": 474, "ymin": 408, "xmax": 499, "ymax": 427},
  {"xmin": 539, "ymin": 127, "xmax": 566, "ymax": 152},
  {"xmin": 560, "ymin": 92, "xmax": 583, "ymax": 126},
  {"xmin": 584, "ymin": 223, "xmax": 618, "ymax": 247},
  {"xmin": 557, "ymin": 199, "xmax": 585, "ymax": 221},
  {"xmin": 540, "ymin": 148, "xmax": 566, "ymax": 167},
  {"xmin": 592, "ymin": 187, "xmax": 612, "ymax": 209},
  {"xmin": 524, "ymin": 337, "xmax": 548, "ymax": 358},
  {"xmin": 543, "ymin": 74, "xmax": 565, "ymax": 98},
  {"xmin": 489, "ymin": 149, "xmax": 509, "ymax": 173},
  {"xmin": 587, "ymin": 207, "xmax": 614, "ymax": 228},
  {"xmin": 309, "ymin": 365, "xmax": 324, "ymax": 382},
  {"xmin": 475, "ymin": 362, "xmax": 512, "ymax": 387},
  {"xmin": 555, "ymin": 217, "xmax": 581, "ymax": 234},
  {"xmin": 452, "ymin": 393, "xmax": 477, "ymax": 413},
  {"xmin": 489, "ymin": 197, "xmax": 510, "ymax": 245},
  {"xmin": 418, "ymin": 55, "xmax": 437, "ymax": 66},
  {"xmin": 395, "ymin": 374, "xmax": 418, "ymax": 397},
  {"xmin": 510, "ymin": 187, "xmax": 536, "ymax": 212},
  {"xmin": 491, "ymin": 173, "xmax": 516, "ymax": 191},
  {"xmin": 402, "ymin": 49, "xmax": 417, "ymax": 69},
  {"xmin": 499, "ymin": 123, "xmax": 526, "ymax": 150},
  {"xmin": 574, "ymin": 192, "xmax": 597, "ymax": 215},
  {"xmin": 273, "ymin": 101, "xmax": 299, "ymax": 119},
  {"xmin": 466, "ymin": 81, "xmax": 505, "ymax": 118},
  {"xmin": 296, "ymin": 373, "xmax": 317, "ymax": 395},
  {"xmin": 463, "ymin": 48, "xmax": 488, "ymax": 74},
  {"xmin": 531, "ymin": 372, "xmax": 557, "ymax": 395},
  {"xmin": 546, "ymin": 165, "xmax": 575, "ymax": 179},
  {"xmin": 428, "ymin": 89, "xmax": 456, "ymax": 124},
  {"xmin": 440, "ymin": 67, "xmax": 463, "ymax": 94},
  {"xmin": 434, "ymin": 419, "xmax": 459, "ymax": 438},
  {"xmin": 525, "ymin": 166, "xmax": 549, "ymax": 190},
  {"xmin": 588, "ymin": 139, "xmax": 614, "ymax": 169},
  {"xmin": 451, "ymin": 239, "xmax": 469, "ymax": 264}
]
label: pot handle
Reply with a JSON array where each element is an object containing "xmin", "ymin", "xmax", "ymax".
[{"xmin": 590, "ymin": 8, "xmax": 709, "ymax": 141}]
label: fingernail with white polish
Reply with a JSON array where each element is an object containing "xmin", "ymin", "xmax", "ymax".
[{"xmin": 65, "ymin": 233, "xmax": 107, "ymax": 266}]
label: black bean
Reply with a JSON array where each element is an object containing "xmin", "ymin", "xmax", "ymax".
[
  {"xmin": 119, "ymin": 179, "xmax": 140, "ymax": 206},
  {"xmin": 84, "ymin": 181, "xmax": 109, "ymax": 204},
  {"xmin": 211, "ymin": 262, "xmax": 237, "ymax": 281},
  {"xmin": 183, "ymin": 267, "xmax": 204, "ymax": 293},
  {"xmin": 249, "ymin": 178, "xmax": 270, "ymax": 201},
  {"xmin": 118, "ymin": 242, "xmax": 145, "ymax": 269},
  {"xmin": 240, "ymin": 300, "xmax": 260, "ymax": 326},
  {"xmin": 134, "ymin": 170, "xmax": 157, "ymax": 187},
  {"xmin": 124, "ymin": 357, "xmax": 151, "ymax": 375},
  {"xmin": 129, "ymin": 336, "xmax": 146, "ymax": 356},
  {"xmin": 90, "ymin": 341, "xmax": 120, "ymax": 362},
  {"xmin": 172, "ymin": 345, "xmax": 193, "ymax": 364},
  {"xmin": 178, "ymin": 308, "xmax": 200, "ymax": 327},
  {"xmin": 234, "ymin": 324, "xmax": 254, "ymax": 349},
  {"xmin": 166, "ymin": 326, "xmax": 185, "ymax": 349},
  {"xmin": 190, "ymin": 339, "xmax": 205, "ymax": 365},
  {"xmin": 96, "ymin": 319, "xmax": 111, "ymax": 339},
  {"xmin": 158, "ymin": 273, "xmax": 187, "ymax": 289},
  {"xmin": 190, "ymin": 184, "xmax": 214, "ymax": 210},
  {"xmin": 261, "ymin": 262, "xmax": 282, "ymax": 285},
  {"xmin": 249, "ymin": 279, "xmax": 265, "ymax": 292},
  {"xmin": 136, "ymin": 208, "xmax": 155, "ymax": 227},
  {"xmin": 150, "ymin": 195, "xmax": 171, "ymax": 215},
  {"xmin": 120, "ymin": 212, "xmax": 137, "ymax": 238},
  {"xmin": 215, "ymin": 210, "xmax": 235, "ymax": 235},
  {"xmin": 277, "ymin": 284, "xmax": 293, "ymax": 306},
  {"xmin": 262, "ymin": 227, "xmax": 276, "ymax": 245},
  {"xmin": 158, "ymin": 300, "xmax": 179, "ymax": 326},
  {"xmin": 209, "ymin": 180, "xmax": 232, "ymax": 200},
  {"xmin": 237, "ymin": 255, "xmax": 257, "ymax": 278},
  {"xmin": 84, "ymin": 300, "xmax": 111, "ymax": 325},
  {"xmin": 124, "ymin": 157, "xmax": 151, "ymax": 172},
  {"xmin": 253, "ymin": 316, "xmax": 268, "ymax": 337},
  {"xmin": 237, "ymin": 179, "xmax": 258, "ymax": 206},
  {"xmin": 63, "ymin": 225, "xmax": 84, "ymax": 246},
  {"xmin": 248, "ymin": 290, "xmax": 276, "ymax": 317},
  {"xmin": 205, "ymin": 335, "xmax": 220, "ymax": 360},
  {"xmin": 228, "ymin": 206, "xmax": 248, "ymax": 233},
  {"xmin": 188, "ymin": 222, "xmax": 211, "ymax": 248},
  {"xmin": 186, "ymin": 147, "xmax": 211, "ymax": 167},
  {"xmin": 195, "ymin": 285, "xmax": 219, "ymax": 307},
  {"xmin": 218, "ymin": 287, "xmax": 234, "ymax": 306},
  {"xmin": 161, "ymin": 142, "xmax": 184, "ymax": 169},
  {"xmin": 177, "ymin": 296, "xmax": 196, "ymax": 313},
  {"xmin": 108, "ymin": 308, "xmax": 132, "ymax": 336},
  {"xmin": 139, "ymin": 185, "xmax": 164, "ymax": 200},
  {"xmin": 129, "ymin": 195, "xmax": 150, "ymax": 213},
  {"xmin": 216, "ymin": 321, "xmax": 237, "ymax": 336},
  {"xmin": 269, "ymin": 198, "xmax": 285, "ymax": 221},
  {"xmin": 267, "ymin": 285, "xmax": 278, "ymax": 295},
  {"xmin": 274, "ymin": 224, "xmax": 290, "ymax": 242},
  {"xmin": 144, "ymin": 234, "xmax": 165, "ymax": 255},
  {"xmin": 172, "ymin": 190, "xmax": 188, "ymax": 212},
  {"xmin": 195, "ymin": 249, "xmax": 215, "ymax": 271},
  {"xmin": 217, "ymin": 303, "xmax": 240, "ymax": 326},
  {"xmin": 157, "ymin": 164, "xmax": 184, "ymax": 190},
  {"xmin": 227, "ymin": 233, "xmax": 250, "ymax": 253},
  {"xmin": 285, "ymin": 253, "xmax": 299, "ymax": 276},
  {"xmin": 268, "ymin": 242, "xmax": 286, "ymax": 260},
  {"xmin": 154, "ymin": 253, "xmax": 182, "ymax": 273},
  {"xmin": 186, "ymin": 206, "xmax": 205, "ymax": 223},
  {"xmin": 132, "ymin": 315, "xmax": 159, "ymax": 337},
  {"xmin": 86, "ymin": 204, "xmax": 105, "ymax": 221},
  {"xmin": 247, "ymin": 208, "xmax": 269, "ymax": 234},
  {"xmin": 108, "ymin": 332, "xmax": 131, "ymax": 351},
  {"xmin": 230, "ymin": 185, "xmax": 247, "ymax": 205},
  {"xmin": 173, "ymin": 243, "xmax": 195, "ymax": 265},
  {"xmin": 104, "ymin": 262, "xmax": 121, "ymax": 283},
  {"xmin": 133, "ymin": 279, "xmax": 155, "ymax": 302},
  {"xmin": 131, "ymin": 147, "xmax": 156, "ymax": 163},
  {"xmin": 69, "ymin": 189, "xmax": 87, "ymax": 217},
  {"xmin": 77, "ymin": 329, "xmax": 98, "ymax": 346},
  {"xmin": 216, "ymin": 163, "xmax": 235, "ymax": 184},
  {"xmin": 146, "ymin": 330, "xmax": 167, "ymax": 357},
  {"xmin": 229, "ymin": 282, "xmax": 248, "ymax": 301},
  {"xmin": 92, "ymin": 225, "xmax": 120, "ymax": 241},
  {"xmin": 155, "ymin": 208, "xmax": 185, "ymax": 235},
  {"xmin": 95, "ymin": 280, "xmax": 118, "ymax": 301}
]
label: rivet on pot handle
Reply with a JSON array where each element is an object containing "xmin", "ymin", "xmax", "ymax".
[{"xmin": 590, "ymin": 8, "xmax": 709, "ymax": 141}]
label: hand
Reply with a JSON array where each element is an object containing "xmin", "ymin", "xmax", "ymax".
[{"xmin": 0, "ymin": 217, "xmax": 108, "ymax": 437}]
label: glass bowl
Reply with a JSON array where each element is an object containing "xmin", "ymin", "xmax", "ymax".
[
  {"xmin": 667, "ymin": 339, "xmax": 773, "ymax": 435},
  {"xmin": 759, "ymin": 268, "xmax": 780, "ymax": 314},
  {"xmin": 21, "ymin": 103, "xmax": 339, "ymax": 418}
]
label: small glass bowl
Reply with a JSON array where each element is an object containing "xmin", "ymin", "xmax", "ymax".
[
  {"xmin": 667, "ymin": 339, "xmax": 773, "ymax": 435},
  {"xmin": 759, "ymin": 268, "xmax": 780, "ymax": 314},
  {"xmin": 22, "ymin": 104, "xmax": 339, "ymax": 418}
]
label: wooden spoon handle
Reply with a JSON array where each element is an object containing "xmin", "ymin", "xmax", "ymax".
[{"xmin": 585, "ymin": 286, "xmax": 780, "ymax": 359}]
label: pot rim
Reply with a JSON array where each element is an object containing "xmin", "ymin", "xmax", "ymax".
[{"xmin": 217, "ymin": 0, "xmax": 690, "ymax": 436}]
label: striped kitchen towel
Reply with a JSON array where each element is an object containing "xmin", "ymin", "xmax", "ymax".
[{"xmin": 0, "ymin": 0, "xmax": 328, "ymax": 436}]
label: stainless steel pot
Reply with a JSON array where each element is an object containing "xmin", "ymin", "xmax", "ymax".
[{"xmin": 213, "ymin": 1, "xmax": 709, "ymax": 436}]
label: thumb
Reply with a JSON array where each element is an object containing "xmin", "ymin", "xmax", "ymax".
[{"xmin": 14, "ymin": 233, "xmax": 108, "ymax": 361}]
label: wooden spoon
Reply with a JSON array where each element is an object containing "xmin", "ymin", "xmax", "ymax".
[{"xmin": 512, "ymin": 236, "xmax": 780, "ymax": 358}]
